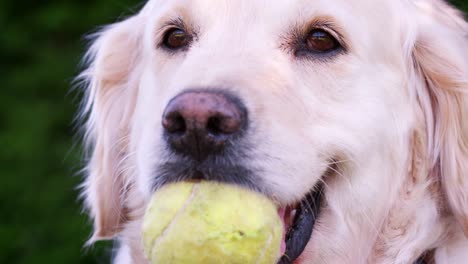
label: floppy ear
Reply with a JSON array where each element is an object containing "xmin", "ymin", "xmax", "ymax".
[
  {"xmin": 78, "ymin": 15, "xmax": 142, "ymax": 241},
  {"xmin": 409, "ymin": 1, "xmax": 468, "ymax": 236}
]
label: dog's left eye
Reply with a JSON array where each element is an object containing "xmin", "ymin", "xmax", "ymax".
[
  {"xmin": 305, "ymin": 29, "xmax": 340, "ymax": 53},
  {"xmin": 162, "ymin": 28, "xmax": 191, "ymax": 50}
]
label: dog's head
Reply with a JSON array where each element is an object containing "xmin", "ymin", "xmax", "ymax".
[{"xmin": 78, "ymin": 0, "xmax": 468, "ymax": 262}]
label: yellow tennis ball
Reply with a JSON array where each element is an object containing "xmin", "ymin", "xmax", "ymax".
[{"xmin": 142, "ymin": 181, "xmax": 283, "ymax": 264}]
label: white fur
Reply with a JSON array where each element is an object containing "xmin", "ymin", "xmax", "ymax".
[{"xmin": 77, "ymin": 0, "xmax": 468, "ymax": 263}]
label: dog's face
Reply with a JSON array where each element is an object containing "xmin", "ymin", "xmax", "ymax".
[
  {"xmin": 133, "ymin": 1, "xmax": 411, "ymax": 260},
  {"xmin": 136, "ymin": 0, "xmax": 407, "ymax": 201},
  {"xmin": 80, "ymin": 0, "xmax": 468, "ymax": 263}
]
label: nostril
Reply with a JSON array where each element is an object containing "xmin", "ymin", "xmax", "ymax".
[
  {"xmin": 207, "ymin": 114, "xmax": 243, "ymax": 136},
  {"xmin": 207, "ymin": 116, "xmax": 223, "ymax": 136},
  {"xmin": 163, "ymin": 112, "xmax": 186, "ymax": 134}
]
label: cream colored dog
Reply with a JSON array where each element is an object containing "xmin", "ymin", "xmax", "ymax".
[{"xmin": 77, "ymin": 0, "xmax": 468, "ymax": 263}]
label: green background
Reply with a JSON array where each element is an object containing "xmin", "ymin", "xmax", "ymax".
[{"xmin": 1, "ymin": 1, "xmax": 467, "ymax": 263}]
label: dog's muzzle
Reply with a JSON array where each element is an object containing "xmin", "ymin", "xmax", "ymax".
[{"xmin": 157, "ymin": 89, "xmax": 325, "ymax": 263}]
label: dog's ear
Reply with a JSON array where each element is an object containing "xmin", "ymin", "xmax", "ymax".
[
  {"xmin": 409, "ymin": 1, "xmax": 468, "ymax": 236},
  {"xmin": 78, "ymin": 15, "xmax": 142, "ymax": 241}
]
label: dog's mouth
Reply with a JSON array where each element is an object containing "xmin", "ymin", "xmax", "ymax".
[
  {"xmin": 277, "ymin": 183, "xmax": 324, "ymax": 264},
  {"xmin": 154, "ymin": 158, "xmax": 325, "ymax": 263}
]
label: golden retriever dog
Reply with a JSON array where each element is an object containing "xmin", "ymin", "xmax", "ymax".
[{"xmin": 77, "ymin": 0, "xmax": 468, "ymax": 263}]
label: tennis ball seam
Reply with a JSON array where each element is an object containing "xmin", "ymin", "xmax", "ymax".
[
  {"xmin": 254, "ymin": 232, "xmax": 273, "ymax": 264},
  {"xmin": 149, "ymin": 183, "xmax": 200, "ymax": 259}
]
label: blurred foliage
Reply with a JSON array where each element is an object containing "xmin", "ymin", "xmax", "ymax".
[
  {"xmin": 0, "ymin": 0, "xmax": 466, "ymax": 264},
  {"xmin": 453, "ymin": 0, "xmax": 468, "ymax": 10},
  {"xmin": 448, "ymin": 0, "xmax": 468, "ymax": 10},
  {"xmin": 0, "ymin": 0, "xmax": 141, "ymax": 263}
]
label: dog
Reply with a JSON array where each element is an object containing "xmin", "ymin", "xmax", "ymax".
[{"xmin": 77, "ymin": 0, "xmax": 468, "ymax": 263}]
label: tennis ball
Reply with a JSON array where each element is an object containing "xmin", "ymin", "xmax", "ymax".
[{"xmin": 142, "ymin": 181, "xmax": 283, "ymax": 264}]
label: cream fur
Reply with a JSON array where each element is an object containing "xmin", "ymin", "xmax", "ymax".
[{"xmin": 77, "ymin": 0, "xmax": 468, "ymax": 263}]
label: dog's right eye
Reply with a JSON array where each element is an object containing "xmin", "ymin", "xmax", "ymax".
[
  {"xmin": 305, "ymin": 29, "xmax": 340, "ymax": 53},
  {"xmin": 162, "ymin": 28, "xmax": 191, "ymax": 50},
  {"xmin": 292, "ymin": 25, "xmax": 345, "ymax": 59}
]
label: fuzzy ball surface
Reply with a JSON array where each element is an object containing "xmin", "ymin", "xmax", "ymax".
[{"xmin": 142, "ymin": 181, "xmax": 283, "ymax": 264}]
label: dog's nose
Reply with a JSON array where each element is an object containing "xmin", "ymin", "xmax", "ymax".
[{"xmin": 162, "ymin": 90, "xmax": 247, "ymax": 161}]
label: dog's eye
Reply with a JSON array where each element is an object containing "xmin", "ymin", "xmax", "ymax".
[
  {"xmin": 163, "ymin": 28, "xmax": 190, "ymax": 50},
  {"xmin": 305, "ymin": 29, "xmax": 340, "ymax": 53}
]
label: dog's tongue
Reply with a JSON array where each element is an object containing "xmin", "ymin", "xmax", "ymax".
[{"xmin": 278, "ymin": 208, "xmax": 287, "ymax": 256}]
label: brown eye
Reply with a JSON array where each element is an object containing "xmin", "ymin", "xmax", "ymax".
[
  {"xmin": 163, "ymin": 28, "xmax": 190, "ymax": 50},
  {"xmin": 305, "ymin": 29, "xmax": 340, "ymax": 53}
]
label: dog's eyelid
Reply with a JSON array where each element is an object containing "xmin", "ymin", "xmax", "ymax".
[
  {"xmin": 156, "ymin": 17, "xmax": 186, "ymax": 36},
  {"xmin": 305, "ymin": 17, "xmax": 349, "ymax": 50},
  {"xmin": 315, "ymin": 27, "xmax": 340, "ymax": 42},
  {"xmin": 311, "ymin": 27, "xmax": 348, "ymax": 53},
  {"xmin": 307, "ymin": 25, "xmax": 347, "ymax": 51},
  {"xmin": 161, "ymin": 17, "xmax": 185, "ymax": 30}
]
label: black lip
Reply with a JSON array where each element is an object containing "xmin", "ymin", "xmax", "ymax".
[
  {"xmin": 278, "ymin": 184, "xmax": 324, "ymax": 264},
  {"xmin": 153, "ymin": 160, "xmax": 262, "ymax": 193}
]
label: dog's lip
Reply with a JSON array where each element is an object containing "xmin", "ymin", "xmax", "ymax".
[{"xmin": 277, "ymin": 183, "xmax": 324, "ymax": 264}]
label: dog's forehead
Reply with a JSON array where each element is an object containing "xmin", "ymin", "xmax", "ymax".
[{"xmin": 144, "ymin": 0, "xmax": 395, "ymax": 28}]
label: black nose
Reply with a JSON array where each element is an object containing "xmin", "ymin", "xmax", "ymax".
[{"xmin": 162, "ymin": 90, "xmax": 247, "ymax": 161}]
